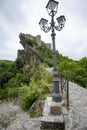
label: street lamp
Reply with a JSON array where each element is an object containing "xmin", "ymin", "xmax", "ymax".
[{"xmin": 39, "ymin": 0, "xmax": 66, "ymax": 102}]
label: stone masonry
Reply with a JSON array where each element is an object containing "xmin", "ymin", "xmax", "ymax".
[
  {"xmin": 25, "ymin": 34, "xmax": 51, "ymax": 49},
  {"xmin": 40, "ymin": 97, "xmax": 65, "ymax": 130}
]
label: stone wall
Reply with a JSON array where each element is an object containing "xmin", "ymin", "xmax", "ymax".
[
  {"xmin": 46, "ymin": 43, "xmax": 51, "ymax": 50},
  {"xmin": 35, "ymin": 35, "xmax": 41, "ymax": 46},
  {"xmin": 25, "ymin": 34, "xmax": 51, "ymax": 50},
  {"xmin": 25, "ymin": 34, "xmax": 34, "ymax": 41}
]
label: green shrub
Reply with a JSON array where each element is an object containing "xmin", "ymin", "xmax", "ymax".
[
  {"xmin": 21, "ymin": 80, "xmax": 40, "ymax": 111},
  {"xmin": 0, "ymin": 89, "xmax": 8, "ymax": 100},
  {"xmin": 36, "ymin": 79, "xmax": 50, "ymax": 94},
  {"xmin": 41, "ymin": 81, "xmax": 50, "ymax": 94},
  {"xmin": 46, "ymin": 74, "xmax": 53, "ymax": 84},
  {"xmin": 19, "ymin": 85, "xmax": 29, "ymax": 94},
  {"xmin": 45, "ymin": 59, "xmax": 53, "ymax": 67},
  {"xmin": 7, "ymin": 87, "xmax": 19, "ymax": 99},
  {"xmin": 5, "ymin": 78, "xmax": 20, "ymax": 88},
  {"xmin": 0, "ymin": 73, "xmax": 9, "ymax": 89}
]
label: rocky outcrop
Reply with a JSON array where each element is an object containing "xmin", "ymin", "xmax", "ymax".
[
  {"xmin": 0, "ymin": 102, "xmax": 41, "ymax": 130},
  {"xmin": 24, "ymin": 44, "xmax": 41, "ymax": 67},
  {"xmin": 17, "ymin": 33, "xmax": 52, "ymax": 68},
  {"xmin": 63, "ymin": 82, "xmax": 87, "ymax": 130},
  {"xmin": 17, "ymin": 34, "xmax": 42, "ymax": 68}
]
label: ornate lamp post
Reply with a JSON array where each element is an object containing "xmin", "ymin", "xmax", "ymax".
[{"xmin": 39, "ymin": 0, "xmax": 66, "ymax": 102}]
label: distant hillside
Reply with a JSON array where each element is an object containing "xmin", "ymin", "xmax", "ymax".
[{"xmin": 0, "ymin": 60, "xmax": 12, "ymax": 63}]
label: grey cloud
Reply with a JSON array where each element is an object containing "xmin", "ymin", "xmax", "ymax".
[{"xmin": 0, "ymin": 0, "xmax": 28, "ymax": 28}]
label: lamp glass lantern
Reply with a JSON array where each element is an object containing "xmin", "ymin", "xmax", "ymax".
[
  {"xmin": 46, "ymin": 0, "xmax": 59, "ymax": 16},
  {"xmin": 39, "ymin": 18, "xmax": 48, "ymax": 30},
  {"xmin": 57, "ymin": 15, "xmax": 66, "ymax": 25}
]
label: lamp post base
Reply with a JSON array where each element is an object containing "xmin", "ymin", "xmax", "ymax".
[
  {"xmin": 52, "ymin": 70, "xmax": 62, "ymax": 102},
  {"xmin": 52, "ymin": 92, "xmax": 62, "ymax": 102}
]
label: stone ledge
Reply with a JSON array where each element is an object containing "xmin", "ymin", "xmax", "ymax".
[{"xmin": 41, "ymin": 115, "xmax": 64, "ymax": 123}]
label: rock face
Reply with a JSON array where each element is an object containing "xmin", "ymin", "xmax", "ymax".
[
  {"xmin": 0, "ymin": 102, "xmax": 41, "ymax": 130},
  {"xmin": 17, "ymin": 33, "xmax": 51, "ymax": 68},
  {"xmin": 17, "ymin": 34, "xmax": 42, "ymax": 68},
  {"xmin": 63, "ymin": 82, "xmax": 87, "ymax": 130}
]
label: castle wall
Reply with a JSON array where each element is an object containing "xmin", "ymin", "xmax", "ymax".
[
  {"xmin": 25, "ymin": 34, "xmax": 51, "ymax": 50},
  {"xmin": 25, "ymin": 34, "xmax": 34, "ymax": 41},
  {"xmin": 41, "ymin": 41, "xmax": 46, "ymax": 47},
  {"xmin": 35, "ymin": 35, "xmax": 41, "ymax": 46},
  {"xmin": 46, "ymin": 43, "xmax": 51, "ymax": 49}
]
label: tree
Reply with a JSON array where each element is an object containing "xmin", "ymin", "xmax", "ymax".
[{"xmin": 0, "ymin": 73, "xmax": 9, "ymax": 88}]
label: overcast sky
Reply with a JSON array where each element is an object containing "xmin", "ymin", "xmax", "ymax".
[{"xmin": 0, "ymin": 0, "xmax": 87, "ymax": 61}]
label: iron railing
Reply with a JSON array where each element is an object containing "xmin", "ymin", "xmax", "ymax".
[{"xmin": 59, "ymin": 73, "xmax": 69, "ymax": 109}]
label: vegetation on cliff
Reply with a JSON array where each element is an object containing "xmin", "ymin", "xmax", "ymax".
[{"xmin": 0, "ymin": 33, "xmax": 87, "ymax": 113}]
